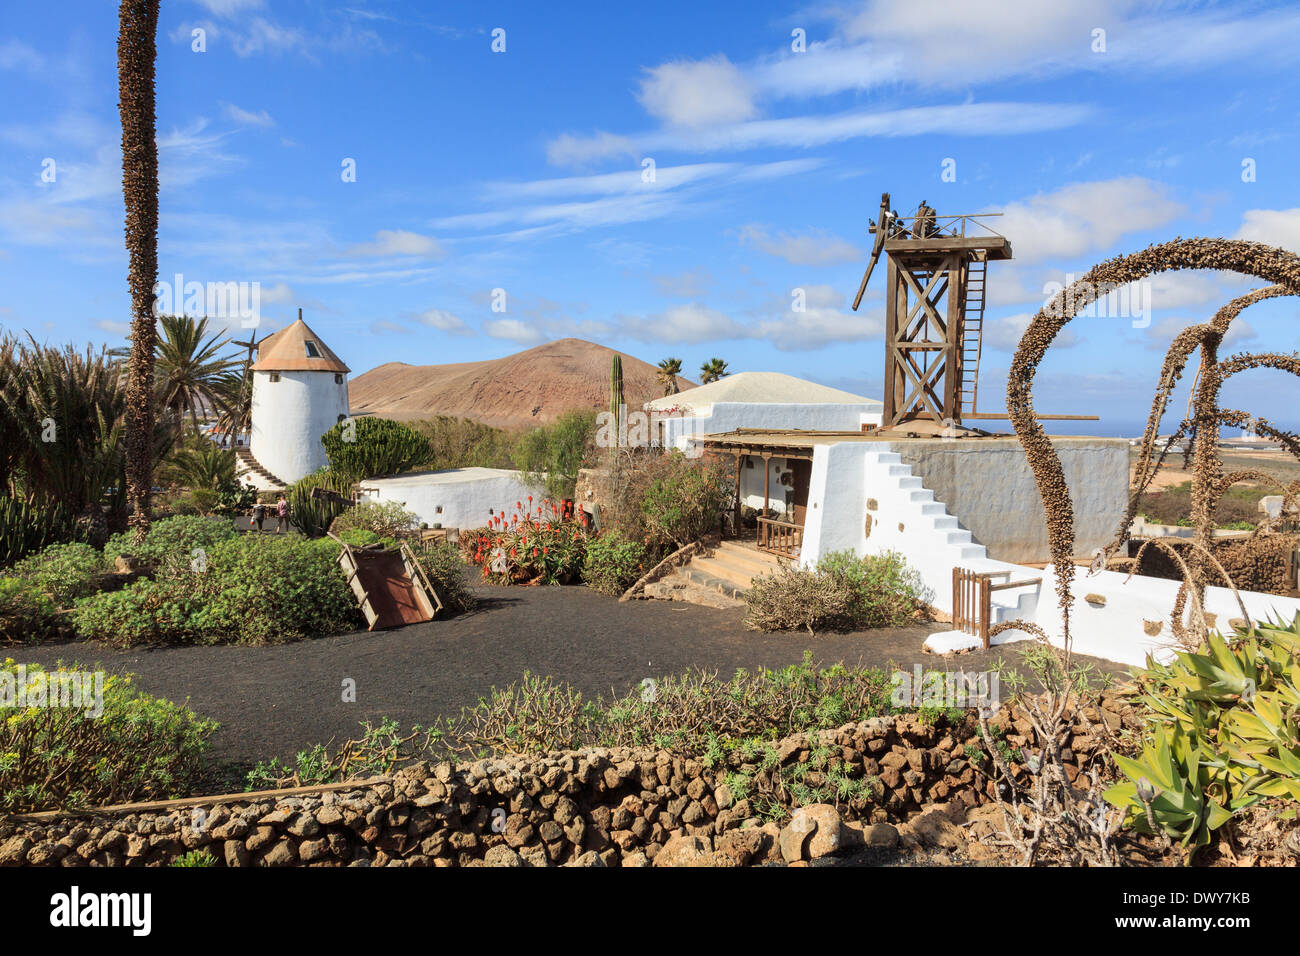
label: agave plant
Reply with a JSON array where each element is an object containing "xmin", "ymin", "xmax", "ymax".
[{"xmin": 1107, "ymin": 616, "xmax": 1300, "ymax": 854}]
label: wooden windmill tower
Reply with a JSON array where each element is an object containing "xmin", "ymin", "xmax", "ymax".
[{"xmin": 852, "ymin": 193, "xmax": 1012, "ymax": 428}]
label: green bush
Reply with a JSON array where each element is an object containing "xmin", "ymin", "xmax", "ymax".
[
  {"xmin": 286, "ymin": 469, "xmax": 351, "ymax": 538},
  {"xmin": 743, "ymin": 550, "xmax": 924, "ymax": 634},
  {"xmin": 10, "ymin": 542, "xmax": 108, "ymax": 605},
  {"xmin": 0, "ymin": 659, "xmax": 218, "ymax": 813},
  {"xmin": 582, "ymin": 530, "xmax": 648, "ymax": 596},
  {"xmin": 321, "ymin": 417, "xmax": 430, "ymax": 483},
  {"xmin": 71, "ymin": 535, "xmax": 360, "ymax": 647},
  {"xmin": 0, "ymin": 496, "xmax": 77, "ymax": 568},
  {"xmin": 640, "ymin": 452, "xmax": 731, "ymax": 549},
  {"xmin": 512, "ymin": 409, "xmax": 597, "ymax": 500},
  {"xmin": 412, "ymin": 542, "xmax": 477, "ymax": 614},
  {"xmin": 0, "ymin": 578, "xmax": 59, "ymax": 643},
  {"xmin": 329, "ymin": 500, "xmax": 418, "ymax": 540},
  {"xmin": 1105, "ymin": 618, "xmax": 1300, "ymax": 855},
  {"xmin": 103, "ymin": 514, "xmax": 239, "ymax": 567}
]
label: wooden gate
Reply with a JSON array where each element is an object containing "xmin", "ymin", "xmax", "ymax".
[{"xmin": 951, "ymin": 567, "xmax": 1040, "ymax": 649}]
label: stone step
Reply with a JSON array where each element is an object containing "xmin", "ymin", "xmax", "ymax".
[
  {"xmin": 679, "ymin": 565, "xmax": 748, "ymax": 599},
  {"xmin": 688, "ymin": 556, "xmax": 761, "ymax": 592},
  {"xmin": 714, "ymin": 541, "xmax": 785, "ymax": 574}
]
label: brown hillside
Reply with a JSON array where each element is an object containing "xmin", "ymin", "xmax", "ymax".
[{"xmin": 348, "ymin": 338, "xmax": 697, "ymax": 429}]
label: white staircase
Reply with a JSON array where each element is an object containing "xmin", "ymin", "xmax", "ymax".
[{"xmin": 860, "ymin": 449, "xmax": 1043, "ymax": 650}]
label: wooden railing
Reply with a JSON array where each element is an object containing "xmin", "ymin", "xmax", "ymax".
[
  {"xmin": 951, "ymin": 567, "xmax": 1041, "ymax": 649},
  {"xmin": 757, "ymin": 516, "xmax": 802, "ymax": 559}
]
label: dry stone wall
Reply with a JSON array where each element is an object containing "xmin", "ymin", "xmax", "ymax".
[{"xmin": 0, "ymin": 693, "xmax": 1135, "ymax": 867}]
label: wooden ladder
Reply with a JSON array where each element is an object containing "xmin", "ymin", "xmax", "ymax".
[{"xmin": 959, "ymin": 256, "xmax": 987, "ymax": 417}]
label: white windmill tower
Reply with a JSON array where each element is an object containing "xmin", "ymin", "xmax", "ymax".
[{"xmin": 246, "ymin": 310, "xmax": 351, "ymax": 487}]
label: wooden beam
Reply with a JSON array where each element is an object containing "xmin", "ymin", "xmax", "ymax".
[{"xmin": 966, "ymin": 412, "xmax": 1100, "ymax": 421}]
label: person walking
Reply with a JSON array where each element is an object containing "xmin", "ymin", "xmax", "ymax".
[
  {"xmin": 251, "ymin": 500, "xmax": 267, "ymax": 534},
  {"xmin": 275, "ymin": 493, "xmax": 290, "ymax": 534}
]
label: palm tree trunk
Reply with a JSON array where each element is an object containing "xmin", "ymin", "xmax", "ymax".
[{"xmin": 118, "ymin": 0, "xmax": 160, "ymax": 539}]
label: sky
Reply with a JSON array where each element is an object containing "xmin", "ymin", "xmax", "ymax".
[{"xmin": 3, "ymin": 0, "xmax": 1300, "ymax": 437}]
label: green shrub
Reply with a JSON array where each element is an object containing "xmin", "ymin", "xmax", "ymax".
[
  {"xmin": 286, "ymin": 469, "xmax": 351, "ymax": 538},
  {"xmin": 412, "ymin": 542, "xmax": 477, "ymax": 614},
  {"xmin": 71, "ymin": 536, "xmax": 360, "ymax": 647},
  {"xmin": 329, "ymin": 500, "xmax": 418, "ymax": 540},
  {"xmin": 68, "ymin": 577, "xmax": 203, "ymax": 647},
  {"xmin": 0, "ymin": 496, "xmax": 77, "ymax": 567},
  {"xmin": 338, "ymin": 528, "xmax": 382, "ymax": 548},
  {"xmin": 0, "ymin": 659, "xmax": 218, "ymax": 813},
  {"xmin": 11, "ymin": 541, "xmax": 108, "ymax": 605},
  {"xmin": 582, "ymin": 530, "xmax": 648, "ymax": 596},
  {"xmin": 245, "ymin": 716, "xmax": 441, "ymax": 790},
  {"xmin": 103, "ymin": 514, "xmax": 238, "ymax": 567},
  {"xmin": 1105, "ymin": 618, "xmax": 1300, "ymax": 855},
  {"xmin": 640, "ymin": 452, "xmax": 731, "ymax": 549},
  {"xmin": 171, "ymin": 850, "xmax": 218, "ymax": 867},
  {"xmin": 0, "ymin": 578, "xmax": 59, "ymax": 643},
  {"xmin": 321, "ymin": 417, "xmax": 430, "ymax": 483},
  {"xmin": 512, "ymin": 409, "xmax": 597, "ymax": 500},
  {"xmin": 743, "ymin": 550, "xmax": 924, "ymax": 634}
]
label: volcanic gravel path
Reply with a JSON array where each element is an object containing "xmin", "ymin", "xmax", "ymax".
[{"xmin": 18, "ymin": 584, "xmax": 1124, "ymax": 767}]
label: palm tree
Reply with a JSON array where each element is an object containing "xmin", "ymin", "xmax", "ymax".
[
  {"xmin": 155, "ymin": 314, "xmax": 237, "ymax": 442},
  {"xmin": 164, "ymin": 441, "xmax": 237, "ymax": 490},
  {"xmin": 118, "ymin": 0, "xmax": 161, "ymax": 539},
  {"xmin": 700, "ymin": 357, "xmax": 730, "ymax": 384},
  {"xmin": 657, "ymin": 357, "xmax": 683, "ymax": 396},
  {"xmin": 211, "ymin": 368, "xmax": 253, "ymax": 447}
]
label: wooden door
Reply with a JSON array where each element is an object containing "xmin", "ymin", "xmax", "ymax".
[{"xmin": 788, "ymin": 459, "xmax": 812, "ymax": 527}]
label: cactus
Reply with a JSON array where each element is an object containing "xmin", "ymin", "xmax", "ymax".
[
  {"xmin": 609, "ymin": 353, "xmax": 624, "ymax": 426},
  {"xmin": 0, "ymin": 497, "xmax": 76, "ymax": 567}
]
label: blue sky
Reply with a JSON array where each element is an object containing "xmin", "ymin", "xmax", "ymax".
[{"xmin": 4, "ymin": 0, "xmax": 1300, "ymax": 436}]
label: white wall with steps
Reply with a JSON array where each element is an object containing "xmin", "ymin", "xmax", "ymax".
[{"xmin": 798, "ymin": 442, "xmax": 1300, "ymax": 667}]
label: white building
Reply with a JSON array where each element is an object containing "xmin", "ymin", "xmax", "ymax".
[
  {"xmin": 644, "ymin": 372, "xmax": 883, "ymax": 457},
  {"xmin": 246, "ymin": 317, "xmax": 351, "ymax": 486},
  {"xmin": 359, "ymin": 467, "xmax": 546, "ymax": 531},
  {"xmin": 695, "ymin": 428, "xmax": 1300, "ymax": 668}
]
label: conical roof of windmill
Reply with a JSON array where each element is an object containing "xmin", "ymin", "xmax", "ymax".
[{"xmin": 251, "ymin": 318, "xmax": 350, "ymax": 373}]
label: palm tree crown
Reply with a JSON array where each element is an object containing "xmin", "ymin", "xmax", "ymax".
[
  {"xmin": 657, "ymin": 357, "xmax": 683, "ymax": 396},
  {"xmin": 699, "ymin": 357, "xmax": 730, "ymax": 384}
]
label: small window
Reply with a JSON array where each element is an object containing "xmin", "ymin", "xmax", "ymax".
[
  {"xmin": 305, "ymin": 341, "xmax": 321, "ymax": 358},
  {"xmin": 435, "ymin": 506, "xmax": 443, "ymax": 514},
  {"xmin": 269, "ymin": 372, "xmax": 280, "ymax": 383},
  {"xmin": 334, "ymin": 373, "xmax": 343, "ymax": 384}
]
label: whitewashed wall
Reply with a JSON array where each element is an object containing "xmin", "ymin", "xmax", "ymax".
[
  {"xmin": 796, "ymin": 441, "xmax": 1300, "ymax": 667},
  {"xmin": 250, "ymin": 370, "xmax": 349, "ymax": 484},
  {"xmin": 660, "ymin": 402, "xmax": 882, "ymax": 452},
  {"xmin": 358, "ymin": 469, "xmax": 547, "ymax": 531}
]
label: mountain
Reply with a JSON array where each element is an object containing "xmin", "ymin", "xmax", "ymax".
[{"xmin": 348, "ymin": 338, "xmax": 698, "ymax": 430}]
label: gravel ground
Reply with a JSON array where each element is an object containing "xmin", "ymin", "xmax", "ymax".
[{"xmin": 16, "ymin": 583, "xmax": 1124, "ymax": 769}]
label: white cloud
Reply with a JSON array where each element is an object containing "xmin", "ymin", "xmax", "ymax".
[
  {"xmin": 984, "ymin": 313, "xmax": 1079, "ymax": 352},
  {"xmin": 197, "ymin": 0, "xmax": 264, "ymax": 15},
  {"xmin": 546, "ymin": 131, "xmax": 637, "ymax": 168},
  {"xmin": 549, "ymin": 101, "xmax": 1091, "ymax": 164},
  {"xmin": 652, "ymin": 269, "xmax": 712, "ymax": 298},
  {"xmin": 416, "ymin": 308, "xmax": 473, "ymax": 336},
  {"xmin": 346, "ymin": 229, "xmax": 445, "ymax": 258},
  {"xmin": 222, "ymin": 103, "xmax": 275, "ymax": 127},
  {"xmin": 637, "ymin": 55, "xmax": 757, "ymax": 128},
  {"xmin": 738, "ymin": 225, "xmax": 862, "ymax": 266},
  {"xmin": 1235, "ymin": 208, "xmax": 1300, "ymax": 251},
  {"xmin": 0, "ymin": 39, "xmax": 45, "ymax": 73},
  {"xmin": 996, "ymin": 177, "xmax": 1184, "ymax": 262},
  {"xmin": 484, "ymin": 318, "xmax": 543, "ymax": 344}
]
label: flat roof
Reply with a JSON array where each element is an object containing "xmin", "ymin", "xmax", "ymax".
[
  {"xmin": 360, "ymin": 467, "xmax": 532, "ymax": 487},
  {"xmin": 693, "ymin": 428, "xmax": 1125, "ymax": 451}
]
